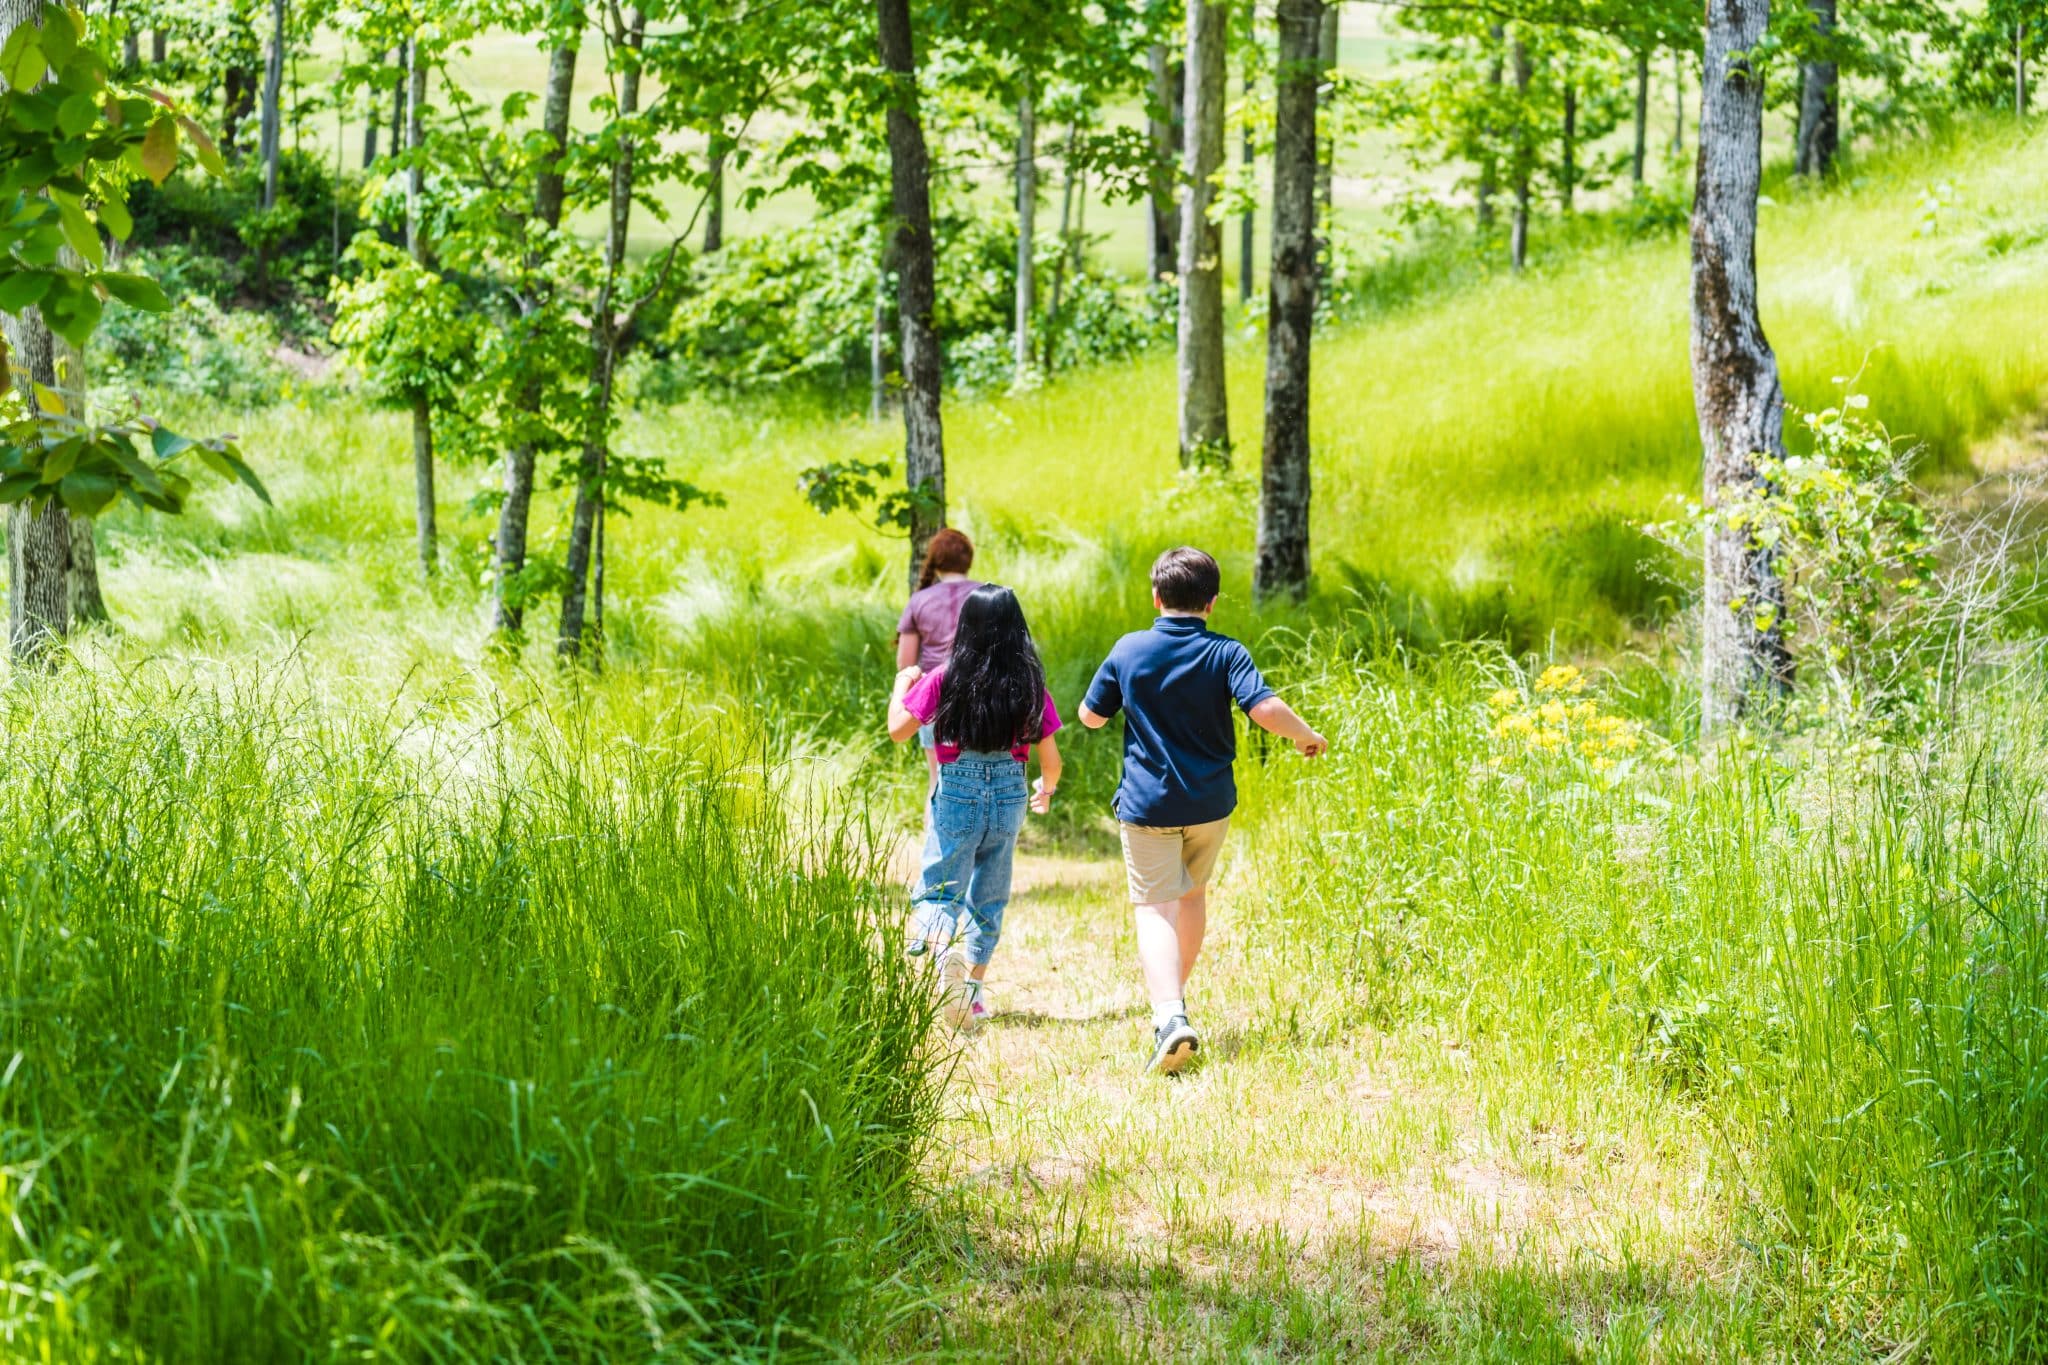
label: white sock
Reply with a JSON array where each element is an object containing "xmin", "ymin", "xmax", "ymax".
[{"xmin": 1153, "ymin": 998, "xmax": 1186, "ymax": 1030}]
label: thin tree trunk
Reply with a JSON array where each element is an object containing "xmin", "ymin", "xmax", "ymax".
[
  {"xmin": 1560, "ymin": 81, "xmax": 1577, "ymax": 213},
  {"xmin": 1510, "ymin": 34, "xmax": 1531, "ymax": 272},
  {"xmin": 1478, "ymin": 24, "xmax": 1502, "ymax": 228},
  {"xmin": 151, "ymin": 28, "xmax": 165, "ymax": 62},
  {"xmin": 1239, "ymin": 55, "xmax": 1255, "ymax": 307},
  {"xmin": 870, "ymin": 242, "xmax": 888, "ymax": 422},
  {"xmin": 3, "ymin": 0, "xmax": 70, "ymax": 666},
  {"xmin": 491, "ymin": 39, "xmax": 578, "ymax": 638},
  {"xmin": 1147, "ymin": 25, "xmax": 1184, "ymax": 284},
  {"xmin": 1315, "ymin": 3, "xmax": 1338, "ymax": 275},
  {"xmin": 2020, "ymin": 23, "xmax": 2030, "ymax": 116},
  {"xmin": 405, "ymin": 35, "xmax": 434, "ymax": 576},
  {"xmin": 259, "ymin": 0, "xmax": 285, "ymax": 210},
  {"xmin": 1632, "ymin": 46, "xmax": 1649, "ymax": 186},
  {"xmin": 1044, "ymin": 123, "xmax": 1079, "ymax": 370},
  {"xmin": 388, "ymin": 45, "xmax": 406, "ymax": 171},
  {"xmin": 223, "ymin": 65, "xmax": 256, "ymax": 158},
  {"xmin": 877, "ymin": 0, "xmax": 946, "ymax": 590},
  {"xmin": 1694, "ymin": 0, "xmax": 1791, "ymax": 728},
  {"xmin": 1178, "ymin": 0, "xmax": 1230, "ymax": 466},
  {"xmin": 1257, "ymin": 0, "xmax": 1323, "ymax": 602},
  {"xmin": 559, "ymin": 10, "xmax": 643, "ymax": 659},
  {"xmin": 362, "ymin": 91, "xmax": 379, "ymax": 167},
  {"xmin": 54, "ymin": 323, "xmax": 104, "ymax": 625},
  {"xmin": 122, "ymin": 27, "xmax": 137, "ymax": 67},
  {"xmin": 1796, "ymin": 0, "xmax": 1838, "ymax": 176},
  {"xmin": 1671, "ymin": 48, "xmax": 1684, "ymax": 156},
  {"xmin": 703, "ymin": 144, "xmax": 724, "ymax": 252},
  {"xmin": 1013, "ymin": 84, "xmax": 1036, "ymax": 385}
]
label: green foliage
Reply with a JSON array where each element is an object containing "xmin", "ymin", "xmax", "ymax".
[
  {"xmin": 93, "ymin": 246, "xmax": 288, "ymax": 406},
  {"xmin": 328, "ymin": 233, "xmax": 476, "ymax": 407},
  {"xmin": 0, "ymin": 673, "xmax": 944, "ymax": 1359}
]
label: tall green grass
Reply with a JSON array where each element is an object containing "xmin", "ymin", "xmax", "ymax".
[
  {"xmin": 1224, "ymin": 629, "xmax": 2048, "ymax": 1358},
  {"xmin": 0, "ymin": 663, "xmax": 941, "ymax": 1360}
]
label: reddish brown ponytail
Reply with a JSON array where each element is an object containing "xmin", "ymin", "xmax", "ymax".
[{"xmin": 915, "ymin": 528, "xmax": 975, "ymax": 592}]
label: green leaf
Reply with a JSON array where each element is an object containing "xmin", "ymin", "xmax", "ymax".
[
  {"xmin": 32, "ymin": 383, "xmax": 63, "ymax": 415},
  {"xmin": 98, "ymin": 272, "xmax": 167, "ymax": 311},
  {"xmin": 55, "ymin": 198, "xmax": 102, "ymax": 267},
  {"xmin": 2, "ymin": 31, "xmax": 44, "ymax": 90},
  {"xmin": 95, "ymin": 192, "xmax": 131, "ymax": 240},
  {"xmin": 57, "ymin": 469, "xmax": 115, "ymax": 517},
  {"xmin": 55, "ymin": 90, "xmax": 95, "ymax": 138},
  {"xmin": 0, "ymin": 269, "xmax": 54, "ymax": 312},
  {"xmin": 39, "ymin": 10, "xmax": 78, "ymax": 67},
  {"xmin": 176, "ymin": 116, "xmax": 224, "ymax": 177},
  {"xmin": 0, "ymin": 472, "xmax": 40, "ymax": 504},
  {"xmin": 150, "ymin": 427, "xmax": 195, "ymax": 460},
  {"xmin": 104, "ymin": 437, "xmax": 166, "ymax": 498},
  {"xmin": 139, "ymin": 117, "xmax": 176, "ymax": 185},
  {"xmin": 41, "ymin": 282, "xmax": 98, "ymax": 348},
  {"xmin": 39, "ymin": 435, "xmax": 80, "ymax": 484}
]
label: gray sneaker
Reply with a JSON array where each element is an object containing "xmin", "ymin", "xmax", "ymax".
[
  {"xmin": 1147, "ymin": 1015, "xmax": 1199, "ymax": 1074},
  {"xmin": 934, "ymin": 949, "xmax": 975, "ymax": 1031}
]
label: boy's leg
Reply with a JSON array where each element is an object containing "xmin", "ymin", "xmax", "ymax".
[{"xmin": 1171, "ymin": 818, "xmax": 1229, "ymax": 991}]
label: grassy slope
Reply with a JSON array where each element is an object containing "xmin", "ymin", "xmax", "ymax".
[{"xmin": 36, "ymin": 116, "xmax": 2048, "ymax": 1361}]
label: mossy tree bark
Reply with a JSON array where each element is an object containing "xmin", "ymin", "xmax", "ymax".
[{"xmin": 1177, "ymin": 0, "xmax": 1229, "ymax": 466}]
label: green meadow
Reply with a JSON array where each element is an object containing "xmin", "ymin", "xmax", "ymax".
[{"xmin": 6, "ymin": 109, "xmax": 2048, "ymax": 1359}]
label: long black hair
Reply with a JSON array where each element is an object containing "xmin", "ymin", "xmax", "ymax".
[{"xmin": 933, "ymin": 585, "xmax": 1045, "ymax": 754}]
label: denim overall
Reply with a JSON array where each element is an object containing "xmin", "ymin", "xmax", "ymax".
[{"xmin": 910, "ymin": 751, "xmax": 1028, "ymax": 966}]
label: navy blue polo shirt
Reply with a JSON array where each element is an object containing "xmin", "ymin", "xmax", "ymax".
[{"xmin": 1082, "ymin": 616, "xmax": 1275, "ymax": 827}]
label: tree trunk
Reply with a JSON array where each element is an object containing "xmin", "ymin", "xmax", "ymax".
[
  {"xmin": 1671, "ymin": 48, "xmax": 1684, "ymax": 156},
  {"xmin": 122, "ymin": 27, "xmax": 137, "ymax": 67},
  {"xmin": 1257, "ymin": 0, "xmax": 1322, "ymax": 602},
  {"xmin": 362, "ymin": 94, "xmax": 378, "ymax": 168},
  {"xmin": 491, "ymin": 39, "xmax": 578, "ymax": 638},
  {"xmin": 151, "ymin": 28, "xmax": 165, "ymax": 62},
  {"xmin": 1694, "ymin": 0, "xmax": 1791, "ymax": 728},
  {"xmin": 1178, "ymin": 0, "xmax": 1230, "ymax": 466},
  {"xmin": 1239, "ymin": 55, "xmax": 1255, "ymax": 307},
  {"xmin": 1315, "ymin": 3, "xmax": 1338, "ymax": 275},
  {"xmin": 1044, "ymin": 123, "xmax": 1079, "ymax": 370},
  {"xmin": 2020, "ymin": 23, "xmax": 2030, "ymax": 117},
  {"xmin": 223, "ymin": 65, "xmax": 256, "ymax": 158},
  {"xmin": 1013, "ymin": 85, "xmax": 1035, "ymax": 385},
  {"xmin": 703, "ymin": 144, "xmax": 724, "ymax": 252},
  {"xmin": 2, "ymin": 0, "xmax": 71, "ymax": 667},
  {"xmin": 1147, "ymin": 28, "xmax": 1184, "ymax": 284},
  {"xmin": 558, "ymin": 10, "xmax": 643, "ymax": 660},
  {"xmin": 54, "ymin": 325, "xmax": 104, "ymax": 625},
  {"xmin": 388, "ymin": 44, "xmax": 406, "ymax": 172},
  {"xmin": 1478, "ymin": 25, "xmax": 1502, "ymax": 228},
  {"xmin": 1560, "ymin": 80, "xmax": 1577, "ymax": 213},
  {"xmin": 876, "ymin": 0, "xmax": 946, "ymax": 590},
  {"xmin": 1510, "ymin": 34, "xmax": 1531, "ymax": 272},
  {"xmin": 1632, "ymin": 46, "xmax": 1649, "ymax": 186},
  {"xmin": 405, "ymin": 36, "xmax": 434, "ymax": 576},
  {"xmin": 259, "ymin": 0, "xmax": 285, "ymax": 209},
  {"xmin": 870, "ymin": 243, "xmax": 889, "ymax": 423},
  {"xmin": 1796, "ymin": 0, "xmax": 1838, "ymax": 176}
]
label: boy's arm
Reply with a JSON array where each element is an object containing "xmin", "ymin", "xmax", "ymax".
[
  {"xmin": 1078, "ymin": 704, "xmax": 1110, "ymax": 730},
  {"xmin": 1030, "ymin": 735, "xmax": 1061, "ymax": 812},
  {"xmin": 1079, "ymin": 653, "xmax": 1120, "ymax": 729},
  {"xmin": 887, "ymin": 666, "xmax": 925, "ymax": 743},
  {"xmin": 1248, "ymin": 695, "xmax": 1328, "ymax": 758}
]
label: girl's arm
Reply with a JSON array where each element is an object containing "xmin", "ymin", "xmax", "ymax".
[
  {"xmin": 1030, "ymin": 735, "xmax": 1061, "ymax": 813},
  {"xmin": 895, "ymin": 632, "xmax": 920, "ymax": 669},
  {"xmin": 887, "ymin": 666, "xmax": 924, "ymax": 743}
]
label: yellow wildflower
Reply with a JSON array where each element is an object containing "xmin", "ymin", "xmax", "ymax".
[{"xmin": 1488, "ymin": 688, "xmax": 1521, "ymax": 710}]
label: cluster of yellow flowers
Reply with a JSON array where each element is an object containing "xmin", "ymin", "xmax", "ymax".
[{"xmin": 1486, "ymin": 665, "xmax": 1644, "ymax": 772}]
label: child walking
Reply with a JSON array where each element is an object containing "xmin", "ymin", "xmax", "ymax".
[
  {"xmin": 897, "ymin": 528, "xmax": 983, "ymax": 792},
  {"xmin": 1079, "ymin": 547, "xmax": 1327, "ymax": 1074},
  {"xmin": 889, "ymin": 585, "xmax": 1062, "ymax": 1029}
]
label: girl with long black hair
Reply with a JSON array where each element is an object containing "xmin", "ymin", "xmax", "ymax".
[{"xmin": 887, "ymin": 585, "xmax": 1063, "ymax": 1029}]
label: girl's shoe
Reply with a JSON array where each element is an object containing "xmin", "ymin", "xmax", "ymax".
[{"xmin": 934, "ymin": 949, "xmax": 975, "ymax": 1030}]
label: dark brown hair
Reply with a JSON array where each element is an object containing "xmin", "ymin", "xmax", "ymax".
[
  {"xmin": 915, "ymin": 528, "xmax": 975, "ymax": 592},
  {"xmin": 1151, "ymin": 547, "xmax": 1221, "ymax": 612}
]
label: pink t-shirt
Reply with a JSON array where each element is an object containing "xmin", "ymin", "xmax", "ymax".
[
  {"xmin": 902, "ymin": 667, "xmax": 1062, "ymax": 764},
  {"xmin": 897, "ymin": 578, "xmax": 983, "ymax": 673}
]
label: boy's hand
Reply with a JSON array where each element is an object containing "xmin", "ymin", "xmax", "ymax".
[
  {"xmin": 892, "ymin": 664, "xmax": 923, "ymax": 697},
  {"xmin": 1030, "ymin": 778, "xmax": 1055, "ymax": 814},
  {"xmin": 1295, "ymin": 730, "xmax": 1329, "ymax": 759}
]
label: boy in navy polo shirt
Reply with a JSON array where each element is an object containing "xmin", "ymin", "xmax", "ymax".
[{"xmin": 1079, "ymin": 547, "xmax": 1328, "ymax": 1074}]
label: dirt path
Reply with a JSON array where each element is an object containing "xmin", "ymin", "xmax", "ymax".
[{"xmin": 904, "ymin": 842, "xmax": 1735, "ymax": 1352}]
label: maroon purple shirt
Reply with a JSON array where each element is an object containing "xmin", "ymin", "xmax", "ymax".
[{"xmin": 897, "ymin": 578, "xmax": 983, "ymax": 673}]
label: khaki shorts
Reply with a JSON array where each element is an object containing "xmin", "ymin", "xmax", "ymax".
[{"xmin": 1119, "ymin": 817, "xmax": 1231, "ymax": 905}]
